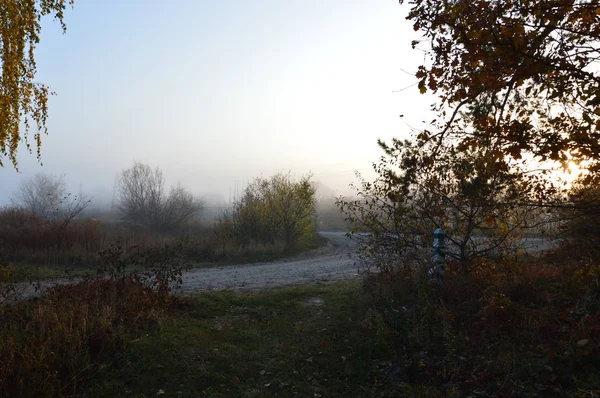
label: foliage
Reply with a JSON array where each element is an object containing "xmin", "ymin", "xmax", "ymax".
[
  {"xmin": 95, "ymin": 240, "xmax": 189, "ymax": 297},
  {"xmin": 401, "ymin": 0, "xmax": 600, "ymax": 173},
  {"xmin": 0, "ymin": 0, "xmax": 73, "ymax": 169},
  {"xmin": 118, "ymin": 161, "xmax": 204, "ymax": 232},
  {"xmin": 0, "ymin": 279, "xmax": 171, "ymax": 397},
  {"xmin": 226, "ymin": 172, "xmax": 318, "ymax": 252},
  {"xmin": 358, "ymin": 254, "xmax": 600, "ymax": 396},
  {"xmin": 338, "ymin": 137, "xmax": 537, "ymax": 274},
  {"xmin": 561, "ymin": 171, "xmax": 600, "ymax": 258},
  {"xmin": 0, "ymin": 207, "xmax": 312, "ymax": 275}
]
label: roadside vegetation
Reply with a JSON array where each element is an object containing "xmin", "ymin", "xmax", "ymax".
[
  {"xmin": 2, "ymin": 0, "xmax": 600, "ymax": 397},
  {"xmin": 2, "ymin": 261, "xmax": 598, "ymax": 397},
  {"xmin": 0, "ymin": 168, "xmax": 322, "ymax": 280}
]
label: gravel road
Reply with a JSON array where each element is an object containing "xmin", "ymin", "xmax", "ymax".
[
  {"xmin": 9, "ymin": 231, "xmax": 361, "ymax": 299},
  {"xmin": 175, "ymin": 231, "xmax": 360, "ymax": 293},
  {"xmin": 9, "ymin": 231, "xmax": 558, "ymax": 299}
]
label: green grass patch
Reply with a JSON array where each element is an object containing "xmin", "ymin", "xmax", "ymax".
[
  {"xmin": 77, "ymin": 258, "xmax": 600, "ymax": 398},
  {"xmin": 79, "ymin": 281, "xmax": 403, "ymax": 398}
]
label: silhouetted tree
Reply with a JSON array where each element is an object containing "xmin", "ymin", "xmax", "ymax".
[{"xmin": 118, "ymin": 162, "xmax": 203, "ymax": 231}]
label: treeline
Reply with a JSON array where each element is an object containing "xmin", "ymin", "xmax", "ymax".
[{"xmin": 0, "ymin": 163, "xmax": 321, "ymax": 267}]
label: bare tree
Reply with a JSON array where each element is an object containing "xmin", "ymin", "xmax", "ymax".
[
  {"xmin": 13, "ymin": 173, "xmax": 66, "ymax": 219},
  {"xmin": 11, "ymin": 173, "xmax": 91, "ymax": 248},
  {"xmin": 118, "ymin": 162, "xmax": 165, "ymax": 227},
  {"xmin": 118, "ymin": 162, "xmax": 203, "ymax": 231},
  {"xmin": 161, "ymin": 185, "xmax": 205, "ymax": 231}
]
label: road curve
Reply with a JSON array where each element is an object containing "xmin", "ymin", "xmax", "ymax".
[
  {"xmin": 9, "ymin": 232, "xmax": 557, "ymax": 299},
  {"xmin": 175, "ymin": 231, "xmax": 360, "ymax": 293},
  {"xmin": 10, "ymin": 232, "xmax": 361, "ymax": 299}
]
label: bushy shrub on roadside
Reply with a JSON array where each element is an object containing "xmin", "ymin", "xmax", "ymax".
[
  {"xmin": 224, "ymin": 173, "xmax": 318, "ymax": 252},
  {"xmin": 358, "ymin": 256, "xmax": 600, "ymax": 396},
  {"xmin": 0, "ymin": 279, "xmax": 172, "ymax": 397}
]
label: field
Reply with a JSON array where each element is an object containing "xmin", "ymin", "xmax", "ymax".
[{"xmin": 2, "ymin": 243, "xmax": 600, "ymax": 397}]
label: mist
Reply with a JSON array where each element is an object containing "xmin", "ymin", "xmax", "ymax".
[{"xmin": 0, "ymin": 0, "xmax": 432, "ymax": 211}]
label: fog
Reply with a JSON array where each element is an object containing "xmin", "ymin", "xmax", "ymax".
[{"xmin": 0, "ymin": 0, "xmax": 433, "ymax": 211}]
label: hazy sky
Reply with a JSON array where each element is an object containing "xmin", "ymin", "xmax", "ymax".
[{"xmin": 0, "ymin": 0, "xmax": 432, "ymax": 207}]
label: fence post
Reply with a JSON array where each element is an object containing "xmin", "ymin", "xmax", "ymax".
[{"xmin": 430, "ymin": 228, "xmax": 446, "ymax": 283}]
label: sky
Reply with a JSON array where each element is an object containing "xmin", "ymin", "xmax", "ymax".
[{"xmin": 0, "ymin": 0, "xmax": 433, "ymax": 208}]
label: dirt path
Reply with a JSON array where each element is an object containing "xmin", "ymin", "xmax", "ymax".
[
  {"xmin": 176, "ymin": 231, "xmax": 360, "ymax": 293},
  {"xmin": 9, "ymin": 232, "xmax": 559, "ymax": 299},
  {"xmin": 9, "ymin": 232, "xmax": 360, "ymax": 299}
]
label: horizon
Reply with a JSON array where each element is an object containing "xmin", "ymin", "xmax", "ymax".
[{"xmin": 0, "ymin": 0, "xmax": 432, "ymax": 208}]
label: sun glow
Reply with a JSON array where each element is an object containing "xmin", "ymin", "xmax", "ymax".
[{"xmin": 560, "ymin": 160, "xmax": 587, "ymax": 185}]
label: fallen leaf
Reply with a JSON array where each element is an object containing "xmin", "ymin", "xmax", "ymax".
[{"xmin": 577, "ymin": 339, "xmax": 589, "ymax": 346}]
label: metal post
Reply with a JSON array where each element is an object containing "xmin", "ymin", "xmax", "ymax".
[
  {"xmin": 433, "ymin": 228, "xmax": 446, "ymax": 259},
  {"xmin": 430, "ymin": 228, "xmax": 446, "ymax": 283}
]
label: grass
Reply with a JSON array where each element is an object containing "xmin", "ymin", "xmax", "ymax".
[
  {"xmin": 76, "ymin": 256, "xmax": 600, "ymax": 398},
  {"xmin": 79, "ymin": 281, "xmax": 402, "ymax": 398},
  {"xmin": 0, "ymin": 279, "xmax": 172, "ymax": 397},
  {"xmin": 4, "ymin": 245, "xmax": 600, "ymax": 397}
]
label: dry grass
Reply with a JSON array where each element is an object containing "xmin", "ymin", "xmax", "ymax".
[{"xmin": 0, "ymin": 279, "xmax": 173, "ymax": 397}]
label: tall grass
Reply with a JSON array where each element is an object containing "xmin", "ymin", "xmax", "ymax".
[
  {"xmin": 0, "ymin": 279, "xmax": 173, "ymax": 397},
  {"xmin": 0, "ymin": 207, "xmax": 316, "ymax": 272}
]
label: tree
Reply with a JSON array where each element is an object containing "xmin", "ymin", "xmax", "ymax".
[
  {"xmin": 118, "ymin": 162, "xmax": 203, "ymax": 231},
  {"xmin": 228, "ymin": 173, "xmax": 317, "ymax": 251},
  {"xmin": 12, "ymin": 172, "xmax": 90, "ymax": 224},
  {"xmin": 13, "ymin": 172, "xmax": 65, "ymax": 219},
  {"xmin": 11, "ymin": 172, "xmax": 90, "ymax": 248},
  {"xmin": 1, "ymin": 0, "xmax": 73, "ymax": 169},
  {"xmin": 562, "ymin": 171, "xmax": 600, "ymax": 258},
  {"xmin": 338, "ymin": 136, "xmax": 539, "ymax": 274},
  {"xmin": 400, "ymin": 0, "xmax": 600, "ymax": 173}
]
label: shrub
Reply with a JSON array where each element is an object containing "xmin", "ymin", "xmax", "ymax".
[
  {"xmin": 95, "ymin": 240, "xmax": 189, "ymax": 297},
  {"xmin": 358, "ymin": 256, "xmax": 600, "ymax": 396},
  {"xmin": 225, "ymin": 172, "xmax": 318, "ymax": 252},
  {"xmin": 0, "ymin": 279, "xmax": 170, "ymax": 397}
]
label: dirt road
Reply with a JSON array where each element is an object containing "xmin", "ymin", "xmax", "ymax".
[
  {"xmin": 176, "ymin": 231, "xmax": 360, "ymax": 293},
  {"xmin": 10, "ymin": 232, "xmax": 360, "ymax": 299},
  {"xmin": 10, "ymin": 231, "xmax": 558, "ymax": 299}
]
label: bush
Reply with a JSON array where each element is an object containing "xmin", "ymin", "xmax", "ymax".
[
  {"xmin": 225, "ymin": 172, "xmax": 318, "ymax": 252},
  {"xmin": 0, "ymin": 279, "xmax": 171, "ymax": 397},
  {"xmin": 0, "ymin": 207, "xmax": 110, "ymax": 266},
  {"xmin": 95, "ymin": 240, "xmax": 189, "ymax": 297},
  {"xmin": 358, "ymin": 256, "xmax": 600, "ymax": 395}
]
